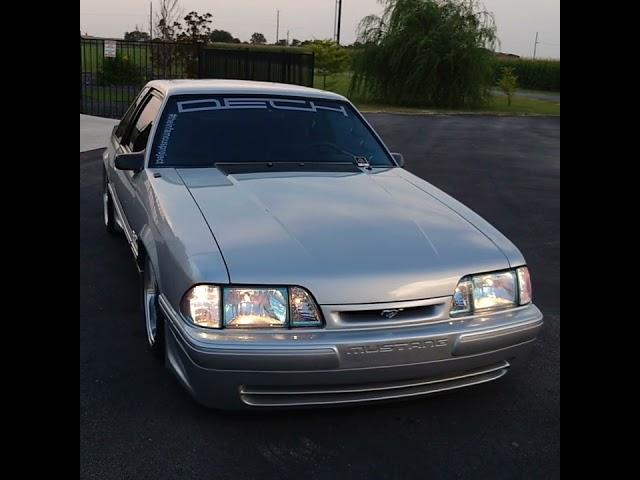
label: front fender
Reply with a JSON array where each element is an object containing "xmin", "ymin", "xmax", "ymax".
[{"xmin": 140, "ymin": 168, "xmax": 230, "ymax": 310}]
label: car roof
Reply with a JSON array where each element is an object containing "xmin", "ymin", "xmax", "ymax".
[{"xmin": 146, "ymin": 79, "xmax": 348, "ymax": 102}]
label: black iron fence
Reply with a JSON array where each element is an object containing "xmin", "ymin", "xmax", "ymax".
[{"xmin": 80, "ymin": 38, "xmax": 315, "ymax": 118}]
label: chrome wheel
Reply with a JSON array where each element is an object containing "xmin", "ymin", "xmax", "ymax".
[{"xmin": 144, "ymin": 263, "xmax": 159, "ymax": 346}]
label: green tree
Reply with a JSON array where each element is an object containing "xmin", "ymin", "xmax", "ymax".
[
  {"xmin": 156, "ymin": 18, "xmax": 182, "ymax": 41},
  {"xmin": 124, "ymin": 28, "xmax": 150, "ymax": 42},
  {"xmin": 178, "ymin": 11, "xmax": 213, "ymax": 43},
  {"xmin": 210, "ymin": 29, "xmax": 240, "ymax": 43},
  {"xmin": 250, "ymin": 32, "xmax": 267, "ymax": 44},
  {"xmin": 306, "ymin": 40, "xmax": 351, "ymax": 89},
  {"xmin": 498, "ymin": 66, "xmax": 518, "ymax": 106},
  {"xmin": 351, "ymin": 0, "xmax": 498, "ymax": 107},
  {"xmin": 172, "ymin": 11, "xmax": 213, "ymax": 78}
]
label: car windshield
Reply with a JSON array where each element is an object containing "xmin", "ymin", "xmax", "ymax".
[{"xmin": 149, "ymin": 94, "xmax": 394, "ymax": 167}]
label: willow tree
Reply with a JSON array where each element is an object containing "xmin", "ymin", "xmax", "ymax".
[{"xmin": 350, "ymin": 0, "xmax": 498, "ymax": 108}]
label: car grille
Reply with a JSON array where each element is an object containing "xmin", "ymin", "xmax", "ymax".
[
  {"xmin": 338, "ymin": 304, "xmax": 441, "ymax": 323},
  {"xmin": 239, "ymin": 360, "xmax": 509, "ymax": 407},
  {"xmin": 321, "ymin": 297, "xmax": 451, "ymax": 329}
]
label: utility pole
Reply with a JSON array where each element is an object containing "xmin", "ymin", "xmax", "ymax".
[
  {"xmin": 533, "ymin": 32, "xmax": 539, "ymax": 59},
  {"xmin": 276, "ymin": 10, "xmax": 280, "ymax": 44},
  {"xmin": 286, "ymin": 30, "xmax": 290, "ymax": 46},
  {"xmin": 149, "ymin": 2, "xmax": 153, "ymax": 39},
  {"xmin": 336, "ymin": 0, "xmax": 343, "ymax": 45},
  {"xmin": 333, "ymin": 0, "xmax": 339, "ymax": 41}
]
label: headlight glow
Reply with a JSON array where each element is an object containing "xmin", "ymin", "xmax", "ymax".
[
  {"xmin": 223, "ymin": 287, "xmax": 288, "ymax": 328},
  {"xmin": 450, "ymin": 267, "xmax": 531, "ymax": 317},
  {"xmin": 472, "ymin": 271, "xmax": 517, "ymax": 311},
  {"xmin": 180, "ymin": 285, "xmax": 221, "ymax": 328},
  {"xmin": 180, "ymin": 285, "xmax": 324, "ymax": 329}
]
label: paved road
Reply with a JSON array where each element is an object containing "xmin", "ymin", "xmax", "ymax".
[
  {"xmin": 80, "ymin": 115, "xmax": 559, "ymax": 480},
  {"xmin": 80, "ymin": 114, "xmax": 118, "ymax": 152}
]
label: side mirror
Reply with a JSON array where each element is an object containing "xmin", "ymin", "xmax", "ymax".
[
  {"xmin": 115, "ymin": 152, "xmax": 145, "ymax": 172},
  {"xmin": 391, "ymin": 152, "xmax": 405, "ymax": 168}
]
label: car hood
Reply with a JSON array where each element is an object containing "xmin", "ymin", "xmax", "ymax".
[{"xmin": 177, "ymin": 167, "xmax": 511, "ymax": 304}]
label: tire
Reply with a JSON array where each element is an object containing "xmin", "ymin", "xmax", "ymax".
[
  {"xmin": 141, "ymin": 254, "xmax": 165, "ymax": 360},
  {"xmin": 103, "ymin": 169, "xmax": 118, "ymax": 235}
]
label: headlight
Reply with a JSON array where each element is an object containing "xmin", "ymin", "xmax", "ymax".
[
  {"xmin": 289, "ymin": 286, "xmax": 323, "ymax": 327},
  {"xmin": 450, "ymin": 267, "xmax": 531, "ymax": 317},
  {"xmin": 472, "ymin": 270, "xmax": 517, "ymax": 311},
  {"xmin": 451, "ymin": 278, "xmax": 473, "ymax": 316},
  {"xmin": 516, "ymin": 266, "xmax": 532, "ymax": 304},
  {"xmin": 180, "ymin": 285, "xmax": 221, "ymax": 328},
  {"xmin": 223, "ymin": 287, "xmax": 288, "ymax": 328},
  {"xmin": 180, "ymin": 285, "xmax": 323, "ymax": 329}
]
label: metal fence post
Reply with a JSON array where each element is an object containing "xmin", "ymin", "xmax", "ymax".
[
  {"xmin": 80, "ymin": 38, "xmax": 83, "ymax": 114},
  {"xmin": 80, "ymin": 38, "xmax": 315, "ymax": 117},
  {"xmin": 309, "ymin": 52, "xmax": 315, "ymax": 87}
]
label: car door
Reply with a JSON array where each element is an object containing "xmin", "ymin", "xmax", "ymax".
[
  {"xmin": 105, "ymin": 86, "xmax": 150, "ymax": 213},
  {"xmin": 112, "ymin": 90, "xmax": 164, "ymax": 245}
]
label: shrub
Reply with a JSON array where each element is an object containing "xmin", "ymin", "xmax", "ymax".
[
  {"xmin": 306, "ymin": 40, "xmax": 352, "ymax": 89},
  {"xmin": 498, "ymin": 67, "xmax": 518, "ymax": 106},
  {"xmin": 97, "ymin": 55, "xmax": 144, "ymax": 86}
]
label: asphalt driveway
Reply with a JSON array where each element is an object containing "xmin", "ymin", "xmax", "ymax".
[{"xmin": 80, "ymin": 114, "xmax": 559, "ymax": 479}]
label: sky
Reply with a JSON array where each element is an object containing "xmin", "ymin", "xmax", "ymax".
[{"xmin": 80, "ymin": 0, "xmax": 560, "ymax": 59}]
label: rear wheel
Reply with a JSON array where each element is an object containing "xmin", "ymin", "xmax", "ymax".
[
  {"xmin": 142, "ymin": 255, "xmax": 165, "ymax": 360},
  {"xmin": 103, "ymin": 169, "xmax": 118, "ymax": 235}
]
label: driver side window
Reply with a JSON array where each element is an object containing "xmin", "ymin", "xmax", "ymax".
[
  {"xmin": 126, "ymin": 95, "xmax": 162, "ymax": 152},
  {"xmin": 114, "ymin": 87, "xmax": 149, "ymax": 141}
]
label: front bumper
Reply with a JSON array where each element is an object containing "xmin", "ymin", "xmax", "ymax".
[{"xmin": 160, "ymin": 296, "xmax": 543, "ymax": 409}]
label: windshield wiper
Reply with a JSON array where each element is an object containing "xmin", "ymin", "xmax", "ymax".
[{"xmin": 214, "ymin": 161, "xmax": 361, "ymax": 175}]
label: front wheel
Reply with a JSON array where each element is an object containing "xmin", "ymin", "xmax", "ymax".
[{"xmin": 142, "ymin": 255, "xmax": 165, "ymax": 360}]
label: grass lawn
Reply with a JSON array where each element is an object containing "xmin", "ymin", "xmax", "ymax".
[
  {"xmin": 313, "ymin": 72, "xmax": 560, "ymax": 116},
  {"xmin": 81, "ymin": 42, "xmax": 155, "ymax": 73}
]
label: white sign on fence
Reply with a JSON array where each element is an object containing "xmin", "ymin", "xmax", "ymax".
[{"xmin": 104, "ymin": 40, "xmax": 117, "ymax": 58}]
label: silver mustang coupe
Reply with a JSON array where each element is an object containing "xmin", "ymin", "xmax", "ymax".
[{"xmin": 102, "ymin": 79, "xmax": 543, "ymax": 409}]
